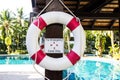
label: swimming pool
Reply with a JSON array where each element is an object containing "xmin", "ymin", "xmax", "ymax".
[
  {"xmin": 0, "ymin": 55, "xmax": 33, "ymax": 64},
  {"xmin": 63, "ymin": 57, "xmax": 120, "ymax": 80},
  {"xmin": 0, "ymin": 56, "xmax": 120, "ymax": 80}
]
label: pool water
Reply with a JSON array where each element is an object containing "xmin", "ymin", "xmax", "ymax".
[
  {"xmin": 0, "ymin": 56, "xmax": 120, "ymax": 80},
  {"xmin": 0, "ymin": 56, "xmax": 33, "ymax": 64},
  {"xmin": 63, "ymin": 60, "xmax": 120, "ymax": 80}
]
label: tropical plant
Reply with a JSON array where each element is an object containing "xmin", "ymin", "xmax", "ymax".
[
  {"xmin": 85, "ymin": 30, "xmax": 96, "ymax": 53},
  {"xmin": 5, "ymin": 36, "xmax": 12, "ymax": 53},
  {"xmin": 92, "ymin": 31, "xmax": 107, "ymax": 56},
  {"xmin": 109, "ymin": 44, "xmax": 119, "ymax": 55},
  {"xmin": 108, "ymin": 31, "xmax": 120, "ymax": 57},
  {"xmin": 0, "ymin": 9, "xmax": 14, "ymax": 53},
  {"xmin": 63, "ymin": 26, "xmax": 71, "ymax": 53},
  {"xmin": 0, "ymin": 8, "xmax": 29, "ymax": 54},
  {"xmin": 11, "ymin": 8, "xmax": 29, "ymax": 52}
]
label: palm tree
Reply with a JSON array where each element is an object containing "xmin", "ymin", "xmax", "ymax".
[
  {"xmin": 11, "ymin": 8, "xmax": 28, "ymax": 52},
  {"xmin": 0, "ymin": 8, "xmax": 29, "ymax": 54},
  {"xmin": 0, "ymin": 10, "xmax": 14, "ymax": 54},
  {"xmin": 92, "ymin": 31, "xmax": 107, "ymax": 57},
  {"xmin": 108, "ymin": 31, "xmax": 120, "ymax": 56}
]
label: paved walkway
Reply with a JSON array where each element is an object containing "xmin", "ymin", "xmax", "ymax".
[{"xmin": 0, "ymin": 65, "xmax": 45, "ymax": 80}]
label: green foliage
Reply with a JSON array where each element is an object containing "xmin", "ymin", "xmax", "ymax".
[
  {"xmin": 63, "ymin": 27, "xmax": 71, "ymax": 53},
  {"xmin": 85, "ymin": 30, "xmax": 96, "ymax": 53},
  {"xmin": 5, "ymin": 36, "xmax": 11, "ymax": 46},
  {"xmin": 109, "ymin": 44, "xmax": 120, "ymax": 56},
  {"xmin": 95, "ymin": 35, "xmax": 106, "ymax": 51},
  {"xmin": 85, "ymin": 30, "xmax": 115, "ymax": 56},
  {"xmin": 14, "ymin": 49, "xmax": 28, "ymax": 54},
  {"xmin": 0, "ymin": 8, "xmax": 29, "ymax": 54}
]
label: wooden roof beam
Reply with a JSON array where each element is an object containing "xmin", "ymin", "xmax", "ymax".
[
  {"xmin": 83, "ymin": 25, "xmax": 118, "ymax": 30},
  {"xmin": 109, "ymin": 20, "xmax": 116, "ymax": 29},
  {"xmin": 91, "ymin": 0, "xmax": 112, "ymax": 13},
  {"xmin": 75, "ymin": 13, "xmax": 120, "ymax": 19},
  {"xmin": 77, "ymin": 0, "xmax": 106, "ymax": 12}
]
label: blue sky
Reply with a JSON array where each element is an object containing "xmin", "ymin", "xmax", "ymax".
[{"xmin": 0, "ymin": 0, "xmax": 32, "ymax": 17}]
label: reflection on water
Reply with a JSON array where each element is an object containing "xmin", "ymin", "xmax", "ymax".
[{"xmin": 63, "ymin": 59, "xmax": 120, "ymax": 80}]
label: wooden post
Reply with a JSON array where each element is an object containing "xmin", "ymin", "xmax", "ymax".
[{"xmin": 45, "ymin": 0, "xmax": 63, "ymax": 80}]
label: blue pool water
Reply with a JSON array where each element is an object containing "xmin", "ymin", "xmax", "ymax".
[
  {"xmin": 63, "ymin": 60, "xmax": 120, "ymax": 80},
  {"xmin": 0, "ymin": 56, "xmax": 120, "ymax": 80},
  {"xmin": 0, "ymin": 56, "xmax": 33, "ymax": 64}
]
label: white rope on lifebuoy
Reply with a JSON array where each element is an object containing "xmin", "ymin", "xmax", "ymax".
[{"xmin": 26, "ymin": 11, "xmax": 86, "ymax": 71}]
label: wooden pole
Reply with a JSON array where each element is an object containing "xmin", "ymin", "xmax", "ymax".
[{"xmin": 45, "ymin": 0, "xmax": 63, "ymax": 80}]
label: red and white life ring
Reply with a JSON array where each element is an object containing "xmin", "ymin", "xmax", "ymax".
[{"xmin": 26, "ymin": 11, "xmax": 86, "ymax": 71}]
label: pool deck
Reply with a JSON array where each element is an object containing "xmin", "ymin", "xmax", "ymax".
[{"xmin": 0, "ymin": 64, "xmax": 45, "ymax": 80}]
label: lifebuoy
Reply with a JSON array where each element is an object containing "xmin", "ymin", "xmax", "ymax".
[{"xmin": 26, "ymin": 11, "xmax": 86, "ymax": 71}]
